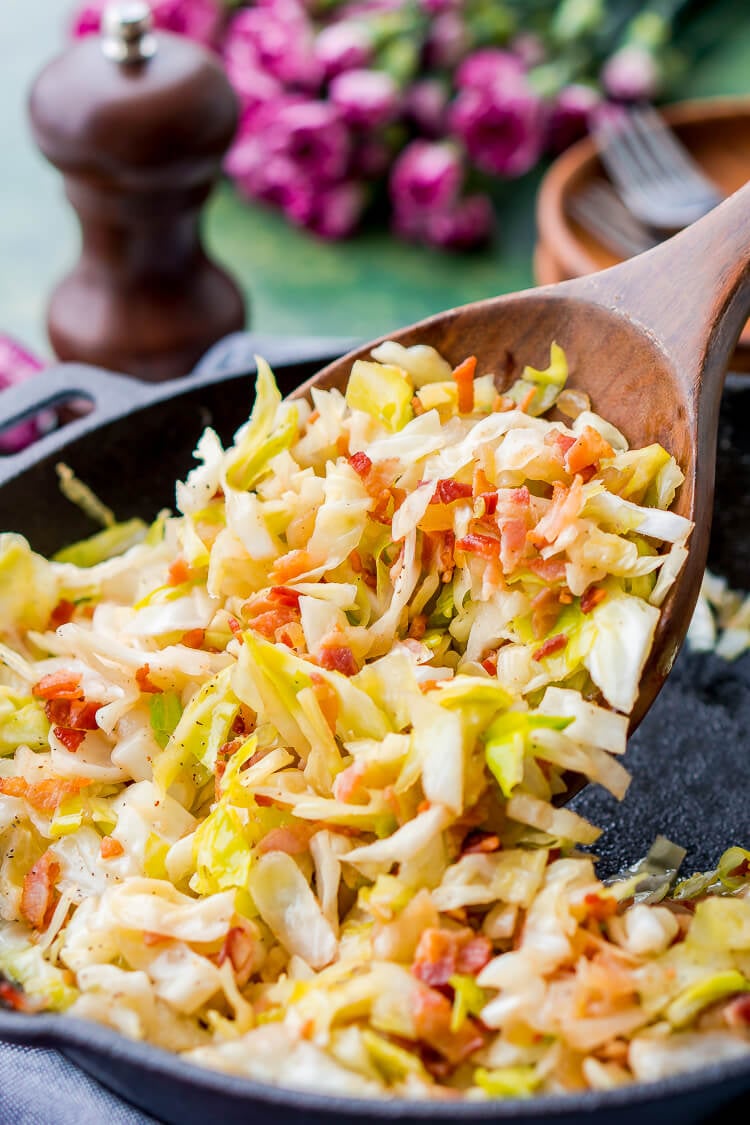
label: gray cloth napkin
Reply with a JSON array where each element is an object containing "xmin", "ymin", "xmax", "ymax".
[{"xmin": 0, "ymin": 1041, "xmax": 159, "ymax": 1124}]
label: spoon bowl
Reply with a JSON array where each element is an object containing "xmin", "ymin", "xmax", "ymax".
[{"xmin": 292, "ymin": 182, "xmax": 750, "ymax": 730}]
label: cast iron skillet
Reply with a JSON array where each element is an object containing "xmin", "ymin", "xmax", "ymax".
[{"xmin": 0, "ymin": 334, "xmax": 749, "ymax": 1125}]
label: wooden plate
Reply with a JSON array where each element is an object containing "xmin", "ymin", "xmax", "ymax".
[{"xmin": 535, "ymin": 97, "xmax": 750, "ymax": 371}]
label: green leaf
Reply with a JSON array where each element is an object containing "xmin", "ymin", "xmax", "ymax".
[
  {"xmin": 149, "ymin": 691, "xmax": 184, "ymax": 750},
  {"xmin": 345, "ymin": 360, "xmax": 414, "ymax": 432},
  {"xmin": 53, "ymin": 518, "xmax": 147, "ymax": 567},
  {"xmin": 225, "ymin": 357, "xmax": 298, "ymax": 491}
]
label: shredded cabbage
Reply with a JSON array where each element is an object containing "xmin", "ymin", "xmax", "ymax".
[{"xmin": 5, "ymin": 343, "xmax": 748, "ymax": 1104}]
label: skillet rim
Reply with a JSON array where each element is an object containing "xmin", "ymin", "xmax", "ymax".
[{"xmin": 0, "ymin": 339, "xmax": 749, "ymax": 1117}]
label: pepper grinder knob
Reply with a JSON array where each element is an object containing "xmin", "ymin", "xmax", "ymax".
[{"xmin": 29, "ymin": 1, "xmax": 246, "ymax": 381}]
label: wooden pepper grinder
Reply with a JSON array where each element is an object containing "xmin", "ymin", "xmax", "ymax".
[{"xmin": 29, "ymin": 1, "xmax": 246, "ymax": 381}]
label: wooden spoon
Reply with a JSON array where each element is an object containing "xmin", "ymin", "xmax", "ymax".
[{"xmin": 291, "ymin": 181, "xmax": 750, "ymax": 731}]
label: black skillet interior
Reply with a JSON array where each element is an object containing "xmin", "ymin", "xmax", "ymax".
[{"xmin": 1, "ymin": 341, "xmax": 750, "ymax": 1124}]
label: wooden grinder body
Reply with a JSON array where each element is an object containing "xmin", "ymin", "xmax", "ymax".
[{"xmin": 29, "ymin": 22, "xmax": 246, "ymax": 381}]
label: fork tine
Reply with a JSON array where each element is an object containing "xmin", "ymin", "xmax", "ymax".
[
  {"xmin": 630, "ymin": 106, "xmax": 714, "ymax": 187},
  {"xmin": 567, "ymin": 181, "xmax": 658, "ymax": 258}
]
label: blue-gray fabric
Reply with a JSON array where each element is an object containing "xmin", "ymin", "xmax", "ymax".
[{"xmin": 0, "ymin": 1041, "xmax": 158, "ymax": 1123}]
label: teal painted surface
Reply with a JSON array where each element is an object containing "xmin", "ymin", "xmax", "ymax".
[{"xmin": 2, "ymin": 2, "xmax": 749, "ymax": 355}]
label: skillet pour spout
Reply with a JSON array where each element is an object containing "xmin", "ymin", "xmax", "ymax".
[{"xmin": 292, "ymin": 181, "xmax": 750, "ymax": 732}]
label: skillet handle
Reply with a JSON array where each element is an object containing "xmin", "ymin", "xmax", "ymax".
[{"xmin": 0, "ymin": 334, "xmax": 360, "ymax": 490}]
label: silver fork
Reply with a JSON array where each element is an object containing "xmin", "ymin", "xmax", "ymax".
[
  {"xmin": 566, "ymin": 179, "xmax": 659, "ymax": 259},
  {"xmin": 593, "ymin": 105, "xmax": 724, "ymax": 232}
]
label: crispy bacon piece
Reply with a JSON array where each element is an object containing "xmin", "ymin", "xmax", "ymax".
[
  {"xmin": 455, "ymin": 533, "xmax": 501, "ymax": 560},
  {"xmin": 532, "ymin": 633, "xmax": 568, "ymax": 662},
  {"xmin": 269, "ymin": 550, "xmax": 315, "ymax": 584},
  {"xmin": 408, "ymin": 614, "xmax": 427, "ymax": 640},
  {"xmin": 217, "ymin": 924, "xmax": 260, "ymax": 987},
  {"xmin": 0, "ymin": 979, "xmax": 35, "ymax": 1012},
  {"xmin": 581, "ymin": 586, "xmax": 607, "ymax": 614},
  {"xmin": 565, "ymin": 425, "xmax": 614, "ymax": 476},
  {"xmin": 54, "ymin": 727, "xmax": 86, "ymax": 752},
  {"xmin": 531, "ymin": 586, "xmax": 561, "ymax": 639},
  {"xmin": 432, "ymin": 479, "xmax": 473, "ymax": 505},
  {"xmin": 32, "ymin": 671, "xmax": 83, "ymax": 701},
  {"xmin": 452, "ymin": 355, "xmax": 477, "ymax": 414},
  {"xmin": 227, "ymin": 616, "xmax": 244, "ymax": 641},
  {"xmin": 180, "ymin": 628, "xmax": 206, "ymax": 650},
  {"xmin": 20, "ymin": 851, "xmax": 60, "ymax": 931},
  {"xmin": 311, "ymin": 674, "xmax": 338, "ymax": 733},
  {"xmin": 583, "ymin": 892, "xmax": 618, "ymax": 921},
  {"xmin": 348, "ymin": 451, "xmax": 373, "ymax": 479},
  {"xmin": 100, "ymin": 836, "xmax": 124, "ymax": 860},
  {"xmin": 481, "ymin": 652, "xmax": 498, "ymax": 676},
  {"xmin": 530, "ymin": 476, "xmax": 584, "ymax": 546},
  {"xmin": 412, "ymin": 928, "xmax": 493, "ymax": 987},
  {"xmin": 332, "ymin": 761, "xmax": 367, "ymax": 803},
  {"xmin": 462, "ymin": 830, "xmax": 501, "ymax": 855},
  {"xmin": 49, "ymin": 600, "xmax": 76, "ymax": 629},
  {"xmin": 269, "ymin": 586, "xmax": 302, "ymax": 608},
  {"xmin": 250, "ymin": 606, "xmax": 299, "ymax": 639},
  {"xmin": 167, "ymin": 557, "xmax": 191, "ymax": 586},
  {"xmin": 318, "ymin": 643, "xmax": 359, "ymax": 676},
  {"xmin": 528, "ymin": 557, "xmax": 567, "ymax": 584},
  {"xmin": 0, "ymin": 776, "xmax": 92, "ymax": 812},
  {"xmin": 499, "ymin": 518, "xmax": 528, "ymax": 574},
  {"xmin": 45, "ymin": 698, "xmax": 101, "ymax": 731},
  {"xmin": 256, "ymin": 824, "xmax": 317, "ymax": 856},
  {"xmin": 545, "ymin": 429, "xmax": 577, "ymax": 460},
  {"xmin": 136, "ymin": 664, "xmax": 162, "ymax": 693},
  {"xmin": 413, "ymin": 987, "xmax": 486, "ymax": 1064},
  {"xmin": 142, "ymin": 932, "xmax": 170, "ymax": 946}
]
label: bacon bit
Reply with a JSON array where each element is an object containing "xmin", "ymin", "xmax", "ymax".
[
  {"xmin": 332, "ymin": 761, "xmax": 367, "ymax": 803},
  {"xmin": 412, "ymin": 930, "xmax": 460, "ymax": 987},
  {"xmin": 408, "ymin": 614, "xmax": 427, "ymax": 640},
  {"xmin": 54, "ymin": 727, "xmax": 86, "ymax": 752},
  {"xmin": 100, "ymin": 836, "xmax": 124, "ymax": 860},
  {"xmin": 250, "ymin": 606, "xmax": 299, "ymax": 639},
  {"xmin": 349, "ymin": 549, "xmax": 363, "ymax": 573},
  {"xmin": 167, "ymin": 557, "xmax": 191, "ymax": 586},
  {"xmin": 270, "ymin": 586, "xmax": 302, "ymax": 608},
  {"xmin": 432, "ymin": 479, "xmax": 473, "ymax": 505},
  {"xmin": 256, "ymin": 824, "xmax": 318, "ymax": 856},
  {"xmin": 457, "ymin": 935, "xmax": 493, "ymax": 975},
  {"xmin": 310, "ymin": 674, "xmax": 339, "ymax": 734},
  {"xmin": 413, "ymin": 987, "xmax": 485, "ymax": 1064},
  {"xmin": 559, "ymin": 590, "xmax": 573, "ymax": 604},
  {"xmin": 0, "ymin": 980, "xmax": 35, "ymax": 1012},
  {"xmin": 499, "ymin": 517, "xmax": 528, "ymax": 574},
  {"xmin": 545, "ymin": 429, "xmax": 577, "ymax": 460},
  {"xmin": 49, "ymin": 600, "xmax": 76, "ymax": 629},
  {"xmin": 0, "ymin": 776, "xmax": 92, "ymax": 812},
  {"xmin": 474, "ymin": 491, "xmax": 498, "ymax": 518},
  {"xmin": 492, "ymin": 394, "xmax": 515, "ymax": 413},
  {"xmin": 724, "ymin": 994, "xmax": 750, "ymax": 1030},
  {"xmin": 431, "ymin": 530, "xmax": 455, "ymax": 580},
  {"xmin": 269, "ymin": 549, "xmax": 315, "ymax": 584},
  {"xmin": 318, "ymin": 644, "xmax": 359, "ymax": 676},
  {"xmin": 143, "ymin": 931, "xmax": 170, "ymax": 946},
  {"xmin": 45, "ymin": 698, "xmax": 101, "ymax": 731},
  {"xmin": 462, "ymin": 830, "xmax": 501, "ymax": 855},
  {"xmin": 411, "ymin": 395, "xmax": 425, "ymax": 416},
  {"xmin": 136, "ymin": 664, "xmax": 162, "ymax": 693},
  {"xmin": 227, "ymin": 616, "xmax": 244, "ymax": 643},
  {"xmin": 452, "ymin": 355, "xmax": 477, "ymax": 414},
  {"xmin": 531, "ymin": 587, "xmax": 561, "ymax": 639},
  {"xmin": 481, "ymin": 652, "xmax": 498, "ymax": 676},
  {"xmin": 455, "ymin": 533, "xmax": 500, "ymax": 560},
  {"xmin": 180, "ymin": 628, "xmax": 206, "ymax": 650},
  {"xmin": 532, "ymin": 633, "xmax": 568, "ymax": 662},
  {"xmin": 565, "ymin": 425, "xmax": 614, "ymax": 476},
  {"xmin": 20, "ymin": 851, "xmax": 60, "ymax": 930},
  {"xmin": 472, "ymin": 466, "xmax": 493, "ymax": 497},
  {"xmin": 349, "ymin": 451, "xmax": 373, "ymax": 479},
  {"xmin": 217, "ymin": 925, "xmax": 259, "ymax": 988},
  {"xmin": 531, "ymin": 476, "xmax": 584, "ymax": 547},
  {"xmin": 32, "ymin": 671, "xmax": 83, "ymax": 701},
  {"xmin": 581, "ymin": 586, "xmax": 607, "ymax": 614},
  {"xmin": 336, "ymin": 434, "xmax": 350, "ymax": 457},
  {"xmin": 528, "ymin": 556, "xmax": 567, "ymax": 584},
  {"xmin": 583, "ymin": 893, "xmax": 618, "ymax": 921}
]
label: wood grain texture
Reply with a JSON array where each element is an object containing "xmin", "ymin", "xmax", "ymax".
[{"xmin": 291, "ymin": 182, "xmax": 750, "ymax": 732}]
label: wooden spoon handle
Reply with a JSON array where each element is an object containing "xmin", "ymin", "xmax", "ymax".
[{"xmin": 571, "ymin": 180, "xmax": 750, "ymax": 401}]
